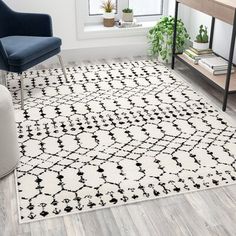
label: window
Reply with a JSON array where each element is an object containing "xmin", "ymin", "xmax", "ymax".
[
  {"xmin": 129, "ymin": 0, "xmax": 163, "ymax": 16},
  {"xmin": 76, "ymin": 0, "xmax": 168, "ymax": 40},
  {"xmin": 87, "ymin": 0, "xmax": 166, "ymax": 23},
  {"xmin": 89, "ymin": 0, "xmax": 118, "ymax": 16}
]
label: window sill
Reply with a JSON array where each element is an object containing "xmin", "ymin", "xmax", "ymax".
[
  {"xmin": 77, "ymin": 21, "xmax": 156, "ymax": 40},
  {"xmin": 84, "ymin": 21, "xmax": 156, "ymax": 32}
]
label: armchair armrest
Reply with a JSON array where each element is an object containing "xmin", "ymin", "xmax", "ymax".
[{"xmin": 12, "ymin": 12, "xmax": 53, "ymax": 37}]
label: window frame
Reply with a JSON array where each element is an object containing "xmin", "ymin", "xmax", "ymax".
[
  {"xmin": 86, "ymin": 0, "xmax": 167, "ymax": 24},
  {"xmin": 76, "ymin": 0, "xmax": 169, "ymax": 40}
]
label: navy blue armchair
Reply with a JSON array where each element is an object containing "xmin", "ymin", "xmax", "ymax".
[{"xmin": 0, "ymin": 0, "xmax": 68, "ymax": 109}]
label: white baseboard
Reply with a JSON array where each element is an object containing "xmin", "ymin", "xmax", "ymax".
[
  {"xmin": 43, "ymin": 43, "xmax": 149, "ymax": 67},
  {"xmin": 1, "ymin": 44, "xmax": 149, "ymax": 72}
]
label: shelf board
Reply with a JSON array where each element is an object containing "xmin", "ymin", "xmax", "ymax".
[
  {"xmin": 176, "ymin": 54, "xmax": 236, "ymax": 93},
  {"xmin": 178, "ymin": 0, "xmax": 235, "ymax": 25},
  {"xmin": 215, "ymin": 0, "xmax": 236, "ymax": 9}
]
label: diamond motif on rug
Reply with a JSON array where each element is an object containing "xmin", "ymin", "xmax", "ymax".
[{"xmin": 8, "ymin": 59, "xmax": 236, "ymax": 223}]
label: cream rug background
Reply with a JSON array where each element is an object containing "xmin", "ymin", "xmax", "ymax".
[{"xmin": 8, "ymin": 59, "xmax": 236, "ymax": 223}]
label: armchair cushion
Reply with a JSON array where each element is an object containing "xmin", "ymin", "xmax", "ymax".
[
  {"xmin": 0, "ymin": 0, "xmax": 62, "ymax": 73},
  {"xmin": 8, "ymin": 47, "xmax": 61, "ymax": 73},
  {"xmin": 0, "ymin": 36, "xmax": 61, "ymax": 65},
  {"xmin": 1, "ymin": 36, "xmax": 61, "ymax": 66}
]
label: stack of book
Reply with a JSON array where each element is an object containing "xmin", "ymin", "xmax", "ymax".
[
  {"xmin": 183, "ymin": 47, "xmax": 214, "ymax": 64},
  {"xmin": 199, "ymin": 56, "xmax": 234, "ymax": 75},
  {"xmin": 117, "ymin": 19, "xmax": 142, "ymax": 28}
]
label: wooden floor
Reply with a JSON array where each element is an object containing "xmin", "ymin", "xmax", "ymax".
[{"xmin": 0, "ymin": 58, "xmax": 236, "ymax": 236}]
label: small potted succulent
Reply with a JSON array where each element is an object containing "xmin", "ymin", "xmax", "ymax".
[
  {"xmin": 122, "ymin": 8, "xmax": 133, "ymax": 22},
  {"xmin": 101, "ymin": 0, "xmax": 116, "ymax": 27},
  {"xmin": 193, "ymin": 25, "xmax": 209, "ymax": 50}
]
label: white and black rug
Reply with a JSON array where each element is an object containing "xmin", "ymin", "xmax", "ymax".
[{"xmin": 8, "ymin": 59, "xmax": 236, "ymax": 223}]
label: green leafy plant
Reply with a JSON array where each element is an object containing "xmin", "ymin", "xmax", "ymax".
[
  {"xmin": 122, "ymin": 8, "xmax": 133, "ymax": 13},
  {"xmin": 195, "ymin": 25, "xmax": 209, "ymax": 43},
  {"xmin": 148, "ymin": 16, "xmax": 190, "ymax": 63},
  {"xmin": 101, "ymin": 0, "xmax": 116, "ymax": 13}
]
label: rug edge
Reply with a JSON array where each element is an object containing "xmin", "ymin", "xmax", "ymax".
[
  {"xmin": 14, "ymin": 60, "xmax": 236, "ymax": 224},
  {"xmin": 17, "ymin": 180, "xmax": 236, "ymax": 224}
]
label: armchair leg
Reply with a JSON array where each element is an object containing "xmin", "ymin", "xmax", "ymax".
[
  {"xmin": 57, "ymin": 55, "xmax": 69, "ymax": 83},
  {"xmin": 20, "ymin": 73, "xmax": 24, "ymax": 110},
  {"xmin": 1, "ymin": 71, "xmax": 7, "ymax": 87}
]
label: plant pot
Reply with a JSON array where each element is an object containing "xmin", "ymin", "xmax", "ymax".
[
  {"xmin": 103, "ymin": 12, "xmax": 115, "ymax": 27},
  {"xmin": 192, "ymin": 41, "xmax": 209, "ymax": 50},
  {"xmin": 122, "ymin": 12, "xmax": 133, "ymax": 22}
]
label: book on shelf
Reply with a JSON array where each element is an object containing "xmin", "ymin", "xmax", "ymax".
[
  {"xmin": 181, "ymin": 46, "xmax": 235, "ymax": 76},
  {"xmin": 183, "ymin": 48, "xmax": 214, "ymax": 64},
  {"xmin": 189, "ymin": 47, "xmax": 213, "ymax": 55},
  {"xmin": 199, "ymin": 60, "xmax": 235, "ymax": 75},
  {"xmin": 183, "ymin": 52, "xmax": 198, "ymax": 64},
  {"xmin": 200, "ymin": 56, "xmax": 230, "ymax": 70}
]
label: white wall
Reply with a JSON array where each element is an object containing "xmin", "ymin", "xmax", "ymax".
[
  {"xmin": 5, "ymin": 0, "xmax": 78, "ymax": 50},
  {"xmin": 5, "ymin": 0, "xmax": 235, "ymax": 63},
  {"xmin": 168, "ymin": 0, "xmax": 191, "ymax": 26},
  {"xmin": 180, "ymin": 7, "xmax": 236, "ymax": 64},
  {"xmin": 4, "ymin": 0, "xmax": 149, "ymax": 62}
]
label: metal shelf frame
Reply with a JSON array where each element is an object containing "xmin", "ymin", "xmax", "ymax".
[{"xmin": 171, "ymin": 0, "xmax": 236, "ymax": 111}]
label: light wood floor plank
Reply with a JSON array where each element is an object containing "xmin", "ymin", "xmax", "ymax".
[
  {"xmin": 111, "ymin": 206, "xmax": 140, "ymax": 236},
  {"xmin": 80, "ymin": 209, "xmax": 121, "ymax": 236}
]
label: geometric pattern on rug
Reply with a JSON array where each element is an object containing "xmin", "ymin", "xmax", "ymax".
[{"xmin": 8, "ymin": 59, "xmax": 236, "ymax": 223}]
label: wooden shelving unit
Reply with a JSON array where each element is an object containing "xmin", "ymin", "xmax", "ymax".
[
  {"xmin": 172, "ymin": 0, "xmax": 236, "ymax": 111},
  {"xmin": 176, "ymin": 54, "xmax": 236, "ymax": 93}
]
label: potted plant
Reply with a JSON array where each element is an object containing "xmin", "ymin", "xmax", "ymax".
[
  {"xmin": 122, "ymin": 8, "xmax": 133, "ymax": 22},
  {"xmin": 193, "ymin": 25, "xmax": 209, "ymax": 50},
  {"xmin": 148, "ymin": 16, "xmax": 190, "ymax": 63},
  {"xmin": 101, "ymin": 0, "xmax": 116, "ymax": 27}
]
